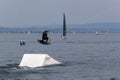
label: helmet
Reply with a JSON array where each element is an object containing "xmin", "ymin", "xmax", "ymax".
[{"xmin": 44, "ymin": 30, "xmax": 49, "ymax": 32}]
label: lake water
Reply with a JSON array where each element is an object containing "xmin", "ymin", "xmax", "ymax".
[{"xmin": 0, "ymin": 33, "xmax": 120, "ymax": 80}]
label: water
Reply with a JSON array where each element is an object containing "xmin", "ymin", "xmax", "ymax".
[{"xmin": 0, "ymin": 33, "xmax": 120, "ymax": 80}]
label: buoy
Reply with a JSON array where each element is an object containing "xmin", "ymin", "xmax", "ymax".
[{"xmin": 19, "ymin": 53, "xmax": 62, "ymax": 68}]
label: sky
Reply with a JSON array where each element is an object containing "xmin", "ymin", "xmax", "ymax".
[{"xmin": 0, "ymin": 0, "xmax": 120, "ymax": 27}]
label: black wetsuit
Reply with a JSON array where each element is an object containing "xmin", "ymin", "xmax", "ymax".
[{"xmin": 42, "ymin": 31, "xmax": 48, "ymax": 42}]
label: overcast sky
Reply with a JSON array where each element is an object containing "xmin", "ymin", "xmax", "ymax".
[{"xmin": 0, "ymin": 0, "xmax": 120, "ymax": 26}]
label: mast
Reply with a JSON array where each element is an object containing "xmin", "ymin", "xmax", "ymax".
[{"xmin": 63, "ymin": 13, "xmax": 66, "ymax": 38}]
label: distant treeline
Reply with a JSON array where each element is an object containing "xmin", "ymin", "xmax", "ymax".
[{"xmin": 0, "ymin": 23, "xmax": 120, "ymax": 33}]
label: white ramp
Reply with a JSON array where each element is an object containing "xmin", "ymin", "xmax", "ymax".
[{"xmin": 19, "ymin": 54, "xmax": 62, "ymax": 68}]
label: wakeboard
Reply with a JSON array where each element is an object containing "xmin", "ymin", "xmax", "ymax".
[{"xmin": 37, "ymin": 39, "xmax": 50, "ymax": 45}]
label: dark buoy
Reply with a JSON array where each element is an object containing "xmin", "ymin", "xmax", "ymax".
[{"xmin": 20, "ymin": 40, "xmax": 26, "ymax": 46}]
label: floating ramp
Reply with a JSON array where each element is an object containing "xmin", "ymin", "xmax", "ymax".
[{"xmin": 19, "ymin": 54, "xmax": 62, "ymax": 68}]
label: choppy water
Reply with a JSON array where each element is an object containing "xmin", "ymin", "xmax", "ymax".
[{"xmin": 0, "ymin": 33, "xmax": 120, "ymax": 80}]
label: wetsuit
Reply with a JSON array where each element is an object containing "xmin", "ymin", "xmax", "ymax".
[{"xmin": 42, "ymin": 31, "xmax": 48, "ymax": 42}]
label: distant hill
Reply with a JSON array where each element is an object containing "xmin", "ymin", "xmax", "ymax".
[{"xmin": 0, "ymin": 23, "xmax": 120, "ymax": 33}]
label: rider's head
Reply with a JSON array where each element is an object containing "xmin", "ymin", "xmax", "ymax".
[{"xmin": 44, "ymin": 30, "xmax": 49, "ymax": 32}]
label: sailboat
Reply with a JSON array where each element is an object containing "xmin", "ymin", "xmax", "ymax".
[{"xmin": 62, "ymin": 13, "xmax": 67, "ymax": 39}]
